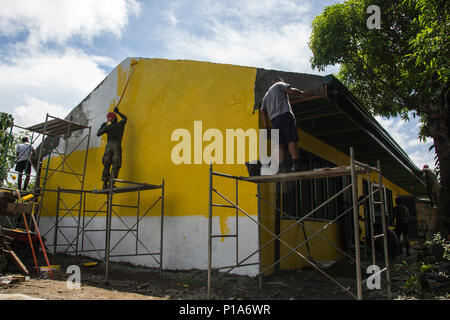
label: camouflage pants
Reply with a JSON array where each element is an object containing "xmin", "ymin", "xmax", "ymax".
[{"xmin": 102, "ymin": 141, "xmax": 122, "ymax": 183}]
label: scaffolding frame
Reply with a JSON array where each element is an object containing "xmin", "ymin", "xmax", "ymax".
[
  {"xmin": 207, "ymin": 147, "xmax": 392, "ymax": 300},
  {"xmin": 1, "ymin": 113, "xmax": 165, "ymax": 281},
  {"xmin": 44, "ymin": 178, "xmax": 165, "ymax": 281},
  {"xmin": 97, "ymin": 177, "xmax": 164, "ymax": 281},
  {"xmin": 31, "ymin": 114, "xmax": 91, "ymax": 252},
  {"xmin": 0, "ymin": 114, "xmax": 91, "ymax": 231}
]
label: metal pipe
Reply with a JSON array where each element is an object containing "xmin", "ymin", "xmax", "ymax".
[
  {"xmin": 257, "ymin": 183, "xmax": 262, "ymax": 289},
  {"xmin": 377, "ymin": 160, "xmax": 392, "ymax": 300},
  {"xmin": 211, "ymin": 171, "xmax": 243, "ymax": 180},
  {"xmin": 105, "ymin": 175, "xmax": 114, "ymax": 283},
  {"xmin": 54, "ymin": 187, "xmax": 60, "ymax": 255},
  {"xmin": 367, "ymin": 171, "xmax": 376, "ymax": 267},
  {"xmin": 350, "ymin": 147, "xmax": 363, "ymax": 300},
  {"xmin": 235, "ymin": 179, "xmax": 239, "ymax": 267},
  {"xmin": 81, "ymin": 191, "xmax": 87, "ymax": 253},
  {"xmin": 35, "ymin": 113, "xmax": 49, "ymax": 226},
  {"xmin": 136, "ymin": 188, "xmax": 140, "ymax": 255},
  {"xmin": 77, "ymin": 126, "xmax": 91, "ymax": 255},
  {"xmin": 207, "ymin": 164, "xmax": 213, "ymax": 300},
  {"xmin": 160, "ymin": 179, "xmax": 165, "ymax": 272}
]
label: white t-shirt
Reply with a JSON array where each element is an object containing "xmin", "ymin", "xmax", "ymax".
[
  {"xmin": 261, "ymin": 82, "xmax": 294, "ymax": 120},
  {"xmin": 16, "ymin": 143, "xmax": 33, "ymax": 162}
]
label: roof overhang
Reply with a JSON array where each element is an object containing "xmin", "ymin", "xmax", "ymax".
[{"xmin": 288, "ymin": 74, "xmax": 426, "ymax": 196}]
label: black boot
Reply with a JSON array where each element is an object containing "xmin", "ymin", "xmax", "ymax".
[{"xmin": 102, "ymin": 181, "xmax": 108, "ymax": 190}]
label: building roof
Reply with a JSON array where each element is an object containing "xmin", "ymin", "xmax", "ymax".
[
  {"xmin": 253, "ymin": 69, "xmax": 426, "ymax": 196},
  {"xmin": 289, "ymin": 74, "xmax": 426, "ymax": 196}
]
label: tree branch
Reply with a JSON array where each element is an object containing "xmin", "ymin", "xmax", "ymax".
[{"xmin": 347, "ymin": 49, "xmax": 426, "ymax": 113}]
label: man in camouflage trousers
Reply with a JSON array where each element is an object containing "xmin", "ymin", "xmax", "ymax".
[{"xmin": 97, "ymin": 106, "xmax": 127, "ymax": 190}]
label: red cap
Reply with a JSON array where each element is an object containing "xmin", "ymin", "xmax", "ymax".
[
  {"xmin": 423, "ymin": 165, "xmax": 429, "ymax": 169},
  {"xmin": 107, "ymin": 112, "xmax": 116, "ymax": 121}
]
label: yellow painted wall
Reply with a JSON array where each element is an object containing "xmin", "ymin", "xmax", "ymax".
[{"xmin": 41, "ymin": 59, "xmax": 260, "ymax": 242}]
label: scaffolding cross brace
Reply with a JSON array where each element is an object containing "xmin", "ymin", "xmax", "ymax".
[{"xmin": 207, "ymin": 147, "xmax": 392, "ymax": 300}]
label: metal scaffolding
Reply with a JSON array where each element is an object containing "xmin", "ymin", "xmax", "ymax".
[
  {"xmin": 0, "ymin": 114, "xmax": 91, "ymax": 230},
  {"xmin": 1, "ymin": 113, "xmax": 165, "ymax": 281},
  {"xmin": 92, "ymin": 178, "xmax": 165, "ymax": 282},
  {"xmin": 207, "ymin": 147, "xmax": 392, "ymax": 300},
  {"xmin": 44, "ymin": 176, "xmax": 165, "ymax": 282},
  {"xmin": 30, "ymin": 114, "xmax": 91, "ymax": 251}
]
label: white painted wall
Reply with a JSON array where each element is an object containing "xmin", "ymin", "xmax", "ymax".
[{"xmin": 40, "ymin": 214, "xmax": 260, "ymax": 276}]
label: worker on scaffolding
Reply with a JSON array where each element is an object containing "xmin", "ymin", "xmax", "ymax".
[
  {"xmin": 393, "ymin": 203, "xmax": 411, "ymax": 257},
  {"xmin": 97, "ymin": 106, "xmax": 127, "ymax": 190},
  {"xmin": 260, "ymin": 77, "xmax": 304, "ymax": 173},
  {"xmin": 15, "ymin": 137, "xmax": 35, "ymax": 191},
  {"xmin": 422, "ymin": 164, "xmax": 440, "ymax": 208}
]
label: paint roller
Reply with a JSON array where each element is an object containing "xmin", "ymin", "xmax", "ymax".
[{"xmin": 21, "ymin": 194, "xmax": 33, "ymax": 201}]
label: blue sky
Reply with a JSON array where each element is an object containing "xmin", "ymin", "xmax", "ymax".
[{"xmin": 0, "ymin": 0, "xmax": 436, "ymax": 169}]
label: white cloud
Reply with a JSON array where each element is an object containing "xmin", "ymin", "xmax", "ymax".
[
  {"xmin": 0, "ymin": 0, "xmax": 141, "ymax": 45},
  {"xmin": 375, "ymin": 115, "xmax": 436, "ymax": 170},
  {"xmin": 409, "ymin": 149, "xmax": 437, "ymax": 171},
  {"xmin": 161, "ymin": 0, "xmax": 333, "ymax": 73},
  {"xmin": 0, "ymin": 0, "xmax": 139, "ymax": 127},
  {"xmin": 13, "ymin": 96, "xmax": 70, "ymax": 127},
  {"xmin": 0, "ymin": 48, "xmax": 113, "ymax": 116},
  {"xmin": 169, "ymin": 23, "xmax": 313, "ymax": 72},
  {"xmin": 0, "ymin": 48, "xmax": 110, "ymax": 94}
]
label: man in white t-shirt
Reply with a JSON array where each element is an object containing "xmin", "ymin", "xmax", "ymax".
[
  {"xmin": 260, "ymin": 77, "xmax": 304, "ymax": 173},
  {"xmin": 15, "ymin": 137, "xmax": 35, "ymax": 190}
]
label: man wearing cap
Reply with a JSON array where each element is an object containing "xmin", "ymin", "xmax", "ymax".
[
  {"xmin": 97, "ymin": 106, "xmax": 127, "ymax": 189},
  {"xmin": 422, "ymin": 164, "xmax": 440, "ymax": 207},
  {"xmin": 260, "ymin": 77, "xmax": 304, "ymax": 173}
]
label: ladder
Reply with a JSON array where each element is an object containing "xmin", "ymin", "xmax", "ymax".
[{"xmin": 366, "ymin": 161, "xmax": 392, "ymax": 299}]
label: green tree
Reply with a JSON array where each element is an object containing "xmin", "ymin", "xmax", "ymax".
[
  {"xmin": 309, "ymin": 0, "xmax": 449, "ymax": 235},
  {"xmin": 0, "ymin": 112, "xmax": 34, "ymax": 190},
  {"xmin": 0, "ymin": 112, "xmax": 14, "ymax": 184}
]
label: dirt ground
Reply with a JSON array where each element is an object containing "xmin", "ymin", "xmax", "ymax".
[{"xmin": 1, "ymin": 250, "xmax": 434, "ymax": 301}]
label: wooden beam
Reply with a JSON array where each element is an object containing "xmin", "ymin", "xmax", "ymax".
[{"xmin": 1, "ymin": 247, "xmax": 29, "ymax": 275}]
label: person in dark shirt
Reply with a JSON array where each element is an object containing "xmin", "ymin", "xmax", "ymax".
[
  {"xmin": 393, "ymin": 204, "xmax": 410, "ymax": 256},
  {"xmin": 97, "ymin": 106, "xmax": 127, "ymax": 189},
  {"xmin": 422, "ymin": 164, "xmax": 440, "ymax": 207}
]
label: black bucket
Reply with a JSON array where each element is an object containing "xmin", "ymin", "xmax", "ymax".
[{"xmin": 245, "ymin": 161, "xmax": 261, "ymax": 176}]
